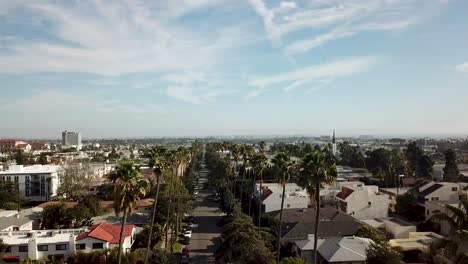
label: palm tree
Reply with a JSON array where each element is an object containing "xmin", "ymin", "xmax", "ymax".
[
  {"xmin": 230, "ymin": 144, "xmax": 241, "ymax": 195},
  {"xmin": 271, "ymin": 152, "xmax": 295, "ymax": 264},
  {"xmin": 297, "ymin": 150, "xmax": 337, "ymax": 264},
  {"xmin": 144, "ymin": 146, "xmax": 168, "ymax": 264},
  {"xmin": 239, "ymin": 144, "xmax": 253, "ymax": 203},
  {"xmin": 432, "ymin": 198, "xmax": 468, "ymax": 234},
  {"xmin": 109, "ymin": 161, "xmax": 149, "ymax": 264},
  {"xmin": 251, "ymin": 153, "xmax": 268, "ymax": 230}
]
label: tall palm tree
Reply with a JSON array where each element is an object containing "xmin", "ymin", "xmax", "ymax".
[
  {"xmin": 251, "ymin": 153, "xmax": 268, "ymax": 230},
  {"xmin": 271, "ymin": 152, "xmax": 295, "ymax": 264},
  {"xmin": 109, "ymin": 161, "xmax": 149, "ymax": 264},
  {"xmin": 432, "ymin": 198, "xmax": 468, "ymax": 234},
  {"xmin": 297, "ymin": 150, "xmax": 337, "ymax": 264},
  {"xmin": 144, "ymin": 146, "xmax": 168, "ymax": 264},
  {"xmin": 239, "ymin": 144, "xmax": 253, "ymax": 203},
  {"xmin": 230, "ymin": 144, "xmax": 241, "ymax": 195}
]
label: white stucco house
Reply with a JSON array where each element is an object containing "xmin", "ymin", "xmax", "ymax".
[
  {"xmin": 336, "ymin": 185, "xmax": 390, "ymax": 220},
  {"xmin": 256, "ymin": 183, "xmax": 309, "ymax": 213},
  {"xmin": 0, "ymin": 222, "xmax": 136, "ymax": 262}
]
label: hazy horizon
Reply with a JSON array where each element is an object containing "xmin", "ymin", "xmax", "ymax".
[{"xmin": 1, "ymin": 1, "xmax": 467, "ymax": 138}]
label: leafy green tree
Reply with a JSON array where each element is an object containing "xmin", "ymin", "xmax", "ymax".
[
  {"xmin": 272, "ymin": 152, "xmax": 295, "ymax": 264},
  {"xmin": 0, "ymin": 238, "xmax": 8, "ymax": 257},
  {"xmin": 443, "ymin": 149, "xmax": 460, "ymax": 182},
  {"xmin": 297, "ymin": 150, "xmax": 337, "ymax": 264},
  {"xmin": 57, "ymin": 163, "xmax": 93, "ymax": 201},
  {"xmin": 139, "ymin": 224, "xmax": 164, "ymax": 250},
  {"xmin": 366, "ymin": 242, "xmax": 403, "ymax": 264},
  {"xmin": 280, "ymin": 257, "xmax": 308, "ymax": 264},
  {"xmin": 149, "ymin": 248, "xmax": 175, "ymax": 264},
  {"xmin": 355, "ymin": 225, "xmax": 385, "ymax": 244},
  {"xmin": 108, "ymin": 161, "xmax": 149, "ymax": 264},
  {"xmin": 366, "ymin": 149, "xmax": 406, "ymax": 187},
  {"xmin": 216, "ymin": 214, "xmax": 275, "ymax": 264},
  {"xmin": 14, "ymin": 150, "xmax": 25, "ymax": 165},
  {"xmin": 405, "ymin": 141, "xmax": 424, "ymax": 177}
]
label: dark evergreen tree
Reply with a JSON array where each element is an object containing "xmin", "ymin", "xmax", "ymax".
[{"xmin": 443, "ymin": 149, "xmax": 459, "ymax": 182}]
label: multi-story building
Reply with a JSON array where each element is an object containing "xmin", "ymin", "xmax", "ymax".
[
  {"xmin": 0, "ymin": 165, "xmax": 64, "ymax": 202},
  {"xmin": 0, "ymin": 139, "xmax": 27, "ymax": 153},
  {"xmin": 336, "ymin": 185, "xmax": 390, "ymax": 219},
  {"xmin": 256, "ymin": 183, "xmax": 309, "ymax": 213},
  {"xmin": 0, "ymin": 223, "xmax": 136, "ymax": 262},
  {"xmin": 62, "ymin": 131, "xmax": 82, "ymax": 148}
]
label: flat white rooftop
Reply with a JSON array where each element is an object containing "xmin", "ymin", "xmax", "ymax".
[{"xmin": 0, "ymin": 165, "xmax": 62, "ymax": 174}]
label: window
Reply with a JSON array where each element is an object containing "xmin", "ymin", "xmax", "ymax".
[
  {"xmin": 431, "ymin": 197, "xmax": 439, "ymax": 201},
  {"xmin": 452, "ymin": 187, "xmax": 458, "ymax": 191},
  {"xmin": 25, "ymin": 176, "xmax": 30, "ymax": 197},
  {"xmin": 287, "ymin": 204, "xmax": 291, "ymax": 208},
  {"xmin": 368, "ymin": 202, "xmax": 372, "ymax": 206},
  {"xmin": 56, "ymin": 244, "xmax": 67, "ymax": 251},
  {"xmin": 92, "ymin": 243, "xmax": 103, "ymax": 249},
  {"xmin": 19, "ymin": 245, "xmax": 28, "ymax": 252},
  {"xmin": 76, "ymin": 244, "xmax": 86, "ymax": 250},
  {"xmin": 37, "ymin": 245, "xmax": 48, "ymax": 251},
  {"xmin": 5, "ymin": 246, "xmax": 11, "ymax": 253}
]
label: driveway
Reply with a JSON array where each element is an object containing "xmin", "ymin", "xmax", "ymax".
[{"xmin": 188, "ymin": 164, "xmax": 222, "ymax": 263}]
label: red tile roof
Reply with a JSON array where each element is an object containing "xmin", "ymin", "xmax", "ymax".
[
  {"xmin": 76, "ymin": 222, "xmax": 135, "ymax": 244},
  {"xmin": 261, "ymin": 188, "xmax": 273, "ymax": 201},
  {"xmin": 336, "ymin": 187, "xmax": 354, "ymax": 200},
  {"xmin": 16, "ymin": 144, "xmax": 30, "ymax": 148},
  {"xmin": 0, "ymin": 139, "xmax": 17, "ymax": 143}
]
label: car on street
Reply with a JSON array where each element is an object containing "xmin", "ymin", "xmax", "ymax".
[
  {"xmin": 184, "ymin": 230, "xmax": 192, "ymax": 238},
  {"xmin": 193, "ymin": 190, "xmax": 199, "ymax": 195}
]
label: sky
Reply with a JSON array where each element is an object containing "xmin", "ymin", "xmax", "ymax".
[{"xmin": 0, "ymin": 0, "xmax": 467, "ymax": 139}]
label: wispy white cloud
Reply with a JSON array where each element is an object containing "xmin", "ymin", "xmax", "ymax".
[
  {"xmin": 0, "ymin": 0, "xmax": 238, "ymax": 76},
  {"xmin": 249, "ymin": 0, "xmax": 448, "ymax": 54},
  {"xmin": 456, "ymin": 62, "xmax": 468, "ymax": 74},
  {"xmin": 247, "ymin": 56, "xmax": 378, "ymax": 99}
]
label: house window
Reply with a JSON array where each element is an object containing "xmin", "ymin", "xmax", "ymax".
[
  {"xmin": 92, "ymin": 243, "xmax": 103, "ymax": 249},
  {"xmin": 5, "ymin": 246, "xmax": 11, "ymax": 253},
  {"xmin": 368, "ymin": 202, "xmax": 372, "ymax": 206},
  {"xmin": 25, "ymin": 176, "xmax": 30, "ymax": 197},
  {"xmin": 19, "ymin": 245, "xmax": 28, "ymax": 252},
  {"xmin": 76, "ymin": 244, "xmax": 86, "ymax": 250},
  {"xmin": 37, "ymin": 245, "xmax": 48, "ymax": 251},
  {"xmin": 287, "ymin": 204, "xmax": 291, "ymax": 208},
  {"xmin": 431, "ymin": 197, "xmax": 439, "ymax": 201},
  {"xmin": 452, "ymin": 187, "xmax": 458, "ymax": 191},
  {"xmin": 56, "ymin": 244, "xmax": 67, "ymax": 251}
]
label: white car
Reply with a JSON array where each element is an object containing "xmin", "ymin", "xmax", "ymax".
[
  {"xmin": 184, "ymin": 230, "xmax": 192, "ymax": 238},
  {"xmin": 193, "ymin": 191, "xmax": 199, "ymax": 195}
]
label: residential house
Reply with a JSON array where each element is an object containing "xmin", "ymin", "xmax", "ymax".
[
  {"xmin": 380, "ymin": 187, "xmax": 411, "ymax": 212},
  {"xmin": 361, "ymin": 217, "xmax": 416, "ymax": 239},
  {"xmin": 389, "ymin": 232, "xmax": 444, "ymax": 254},
  {"xmin": 272, "ymin": 207, "xmax": 362, "ymax": 241},
  {"xmin": 0, "ymin": 217, "xmax": 33, "ymax": 232},
  {"xmin": 75, "ymin": 222, "xmax": 136, "ymax": 253},
  {"xmin": 295, "ymin": 235, "xmax": 372, "ymax": 264},
  {"xmin": 336, "ymin": 185, "xmax": 389, "ymax": 219},
  {"xmin": 256, "ymin": 183, "xmax": 309, "ymax": 213},
  {"xmin": 0, "ymin": 222, "xmax": 136, "ymax": 262}
]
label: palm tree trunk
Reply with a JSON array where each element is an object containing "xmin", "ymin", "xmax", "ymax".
[
  {"xmin": 313, "ymin": 182, "xmax": 321, "ymax": 264},
  {"xmin": 144, "ymin": 173, "xmax": 162, "ymax": 264},
  {"xmin": 117, "ymin": 209, "xmax": 128, "ymax": 264},
  {"xmin": 248, "ymin": 170, "xmax": 256, "ymax": 216},
  {"xmin": 257, "ymin": 170, "xmax": 263, "ymax": 232},
  {"xmin": 277, "ymin": 182, "xmax": 286, "ymax": 264},
  {"xmin": 239, "ymin": 166, "xmax": 246, "ymax": 204},
  {"xmin": 164, "ymin": 166, "xmax": 176, "ymax": 251}
]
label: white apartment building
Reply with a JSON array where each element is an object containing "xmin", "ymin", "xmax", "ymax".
[
  {"xmin": 336, "ymin": 185, "xmax": 390, "ymax": 219},
  {"xmin": 0, "ymin": 223, "xmax": 136, "ymax": 262},
  {"xmin": 256, "ymin": 183, "xmax": 309, "ymax": 213},
  {"xmin": 0, "ymin": 165, "xmax": 64, "ymax": 202},
  {"xmin": 416, "ymin": 181, "xmax": 461, "ymax": 204}
]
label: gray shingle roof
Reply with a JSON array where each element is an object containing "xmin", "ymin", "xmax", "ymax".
[
  {"xmin": 282, "ymin": 220, "xmax": 362, "ymax": 240},
  {"xmin": 0, "ymin": 217, "xmax": 32, "ymax": 231}
]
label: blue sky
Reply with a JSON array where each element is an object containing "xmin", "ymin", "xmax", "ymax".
[{"xmin": 0, "ymin": 0, "xmax": 467, "ymax": 138}]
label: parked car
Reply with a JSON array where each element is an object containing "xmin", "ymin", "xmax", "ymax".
[
  {"xmin": 193, "ymin": 190, "xmax": 199, "ymax": 195},
  {"xmin": 184, "ymin": 230, "xmax": 192, "ymax": 238}
]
